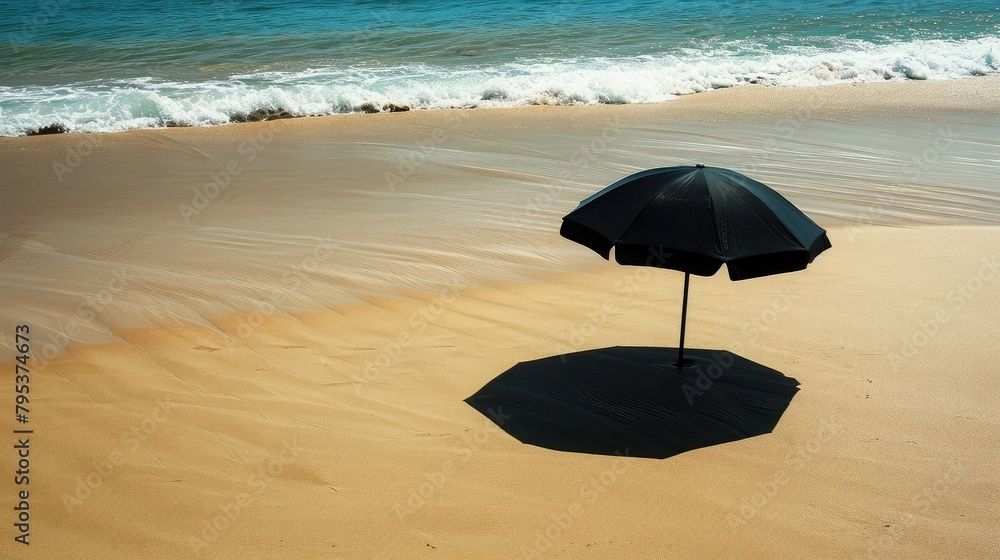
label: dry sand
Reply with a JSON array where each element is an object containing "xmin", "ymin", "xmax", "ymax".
[{"xmin": 1, "ymin": 77, "xmax": 999, "ymax": 558}]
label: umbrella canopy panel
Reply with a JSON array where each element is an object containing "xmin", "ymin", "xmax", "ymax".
[{"xmin": 561, "ymin": 165, "xmax": 832, "ymax": 280}]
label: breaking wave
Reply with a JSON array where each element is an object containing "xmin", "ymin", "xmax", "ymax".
[{"xmin": 1, "ymin": 37, "xmax": 997, "ymax": 136}]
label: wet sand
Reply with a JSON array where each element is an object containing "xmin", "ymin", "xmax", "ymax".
[{"xmin": 1, "ymin": 77, "xmax": 998, "ymax": 559}]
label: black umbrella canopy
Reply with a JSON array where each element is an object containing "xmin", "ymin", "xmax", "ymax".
[
  {"xmin": 560, "ymin": 165, "xmax": 831, "ymax": 281},
  {"xmin": 560, "ymin": 164, "xmax": 831, "ymax": 367}
]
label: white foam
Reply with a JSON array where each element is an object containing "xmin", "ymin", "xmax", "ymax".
[{"xmin": 1, "ymin": 37, "xmax": 997, "ymax": 136}]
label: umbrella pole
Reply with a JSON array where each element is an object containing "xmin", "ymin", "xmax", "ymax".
[{"xmin": 677, "ymin": 272, "xmax": 690, "ymax": 368}]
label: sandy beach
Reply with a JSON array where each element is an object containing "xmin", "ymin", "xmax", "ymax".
[{"xmin": 1, "ymin": 77, "xmax": 999, "ymax": 558}]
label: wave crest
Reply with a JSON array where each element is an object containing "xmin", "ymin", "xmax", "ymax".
[{"xmin": 1, "ymin": 37, "xmax": 997, "ymax": 136}]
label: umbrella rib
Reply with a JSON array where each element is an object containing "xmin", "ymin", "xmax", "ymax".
[
  {"xmin": 716, "ymin": 173, "xmax": 803, "ymax": 264},
  {"xmin": 703, "ymin": 170, "xmax": 727, "ymax": 260}
]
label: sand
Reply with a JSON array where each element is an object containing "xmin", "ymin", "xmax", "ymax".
[{"xmin": 1, "ymin": 77, "xmax": 999, "ymax": 558}]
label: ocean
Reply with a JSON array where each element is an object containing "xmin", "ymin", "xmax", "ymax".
[{"xmin": 0, "ymin": 0, "xmax": 997, "ymax": 136}]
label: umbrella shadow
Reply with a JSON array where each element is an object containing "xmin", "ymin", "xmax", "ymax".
[{"xmin": 465, "ymin": 347, "xmax": 799, "ymax": 459}]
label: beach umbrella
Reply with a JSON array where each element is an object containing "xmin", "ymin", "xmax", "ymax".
[{"xmin": 560, "ymin": 164, "xmax": 831, "ymax": 368}]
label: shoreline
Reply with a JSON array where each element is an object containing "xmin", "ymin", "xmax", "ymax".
[{"xmin": 5, "ymin": 75, "xmax": 1000, "ymax": 139}]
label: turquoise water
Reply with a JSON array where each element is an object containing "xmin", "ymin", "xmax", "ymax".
[{"xmin": 0, "ymin": 0, "xmax": 997, "ymax": 135}]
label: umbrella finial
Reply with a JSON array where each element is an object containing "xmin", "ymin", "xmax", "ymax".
[{"xmin": 696, "ymin": 163, "xmax": 706, "ymax": 168}]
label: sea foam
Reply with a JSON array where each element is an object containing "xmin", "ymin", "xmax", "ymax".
[{"xmin": 1, "ymin": 37, "xmax": 996, "ymax": 136}]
